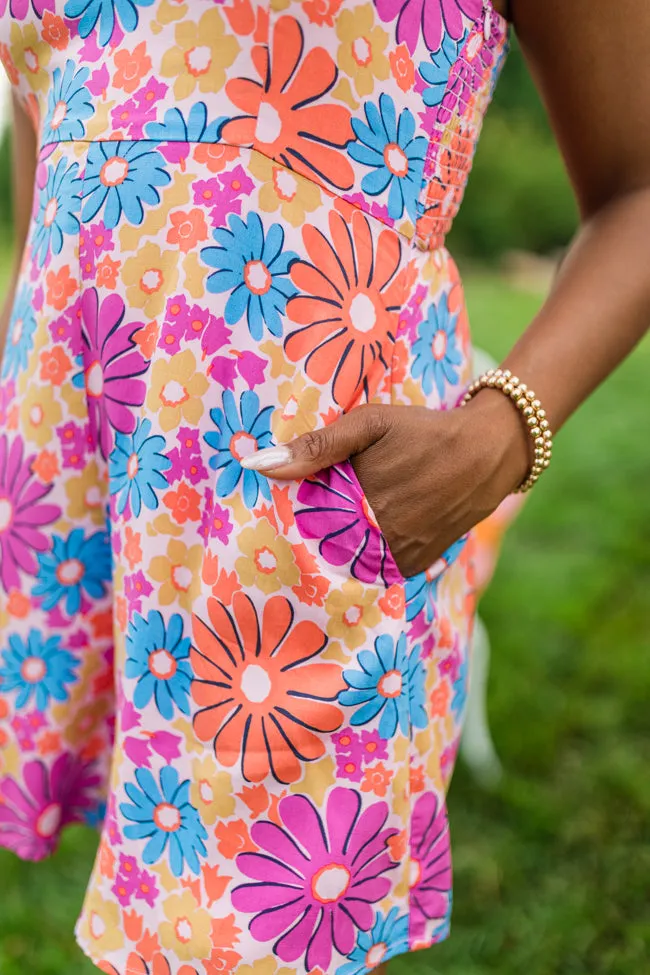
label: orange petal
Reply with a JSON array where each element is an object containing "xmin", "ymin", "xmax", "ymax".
[
  {"xmin": 260, "ymin": 595, "xmax": 293, "ymax": 659},
  {"xmin": 269, "ymin": 16, "xmax": 303, "ymax": 94},
  {"xmin": 241, "ymin": 714, "xmax": 271, "ymax": 782},
  {"xmin": 276, "ymin": 619, "xmax": 326, "ymax": 669}
]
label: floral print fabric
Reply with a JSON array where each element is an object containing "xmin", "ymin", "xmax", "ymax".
[{"xmin": 0, "ymin": 0, "xmax": 508, "ymax": 972}]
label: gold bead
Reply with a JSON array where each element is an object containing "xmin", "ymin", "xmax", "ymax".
[
  {"xmin": 518, "ymin": 382, "xmax": 528, "ymax": 393},
  {"xmin": 534, "ymin": 436, "xmax": 545, "ymax": 447},
  {"xmin": 537, "ymin": 408, "xmax": 546, "ymax": 420},
  {"xmin": 495, "ymin": 376, "xmax": 506, "ymax": 388},
  {"xmin": 543, "ymin": 429, "xmax": 552, "ymax": 440},
  {"xmin": 532, "ymin": 399, "xmax": 541, "ymax": 409},
  {"xmin": 503, "ymin": 383, "xmax": 513, "ymax": 395},
  {"xmin": 502, "ymin": 369, "xmax": 512, "ymax": 379},
  {"xmin": 510, "ymin": 375, "xmax": 519, "ymax": 386},
  {"xmin": 487, "ymin": 376, "xmax": 497, "ymax": 387},
  {"xmin": 517, "ymin": 397, "xmax": 528, "ymax": 409},
  {"xmin": 526, "ymin": 390, "xmax": 536, "ymax": 401},
  {"xmin": 530, "ymin": 426, "xmax": 541, "ymax": 438},
  {"xmin": 540, "ymin": 419, "xmax": 550, "ymax": 431},
  {"xmin": 523, "ymin": 406, "xmax": 534, "ymax": 418},
  {"xmin": 526, "ymin": 416, "xmax": 538, "ymax": 428}
]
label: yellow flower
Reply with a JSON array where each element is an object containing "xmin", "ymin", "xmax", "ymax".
[
  {"xmin": 183, "ymin": 250, "xmax": 208, "ymax": 299},
  {"xmin": 238, "ymin": 960, "xmax": 296, "ymax": 975},
  {"xmin": 10, "ymin": 22, "xmax": 51, "ymax": 93},
  {"xmin": 120, "ymin": 173, "xmax": 195, "ymax": 252},
  {"xmin": 159, "ymin": 890, "xmax": 212, "ymax": 961},
  {"xmin": 77, "ymin": 889, "xmax": 124, "ymax": 955},
  {"xmin": 149, "ymin": 538, "xmax": 203, "ymax": 610},
  {"xmin": 235, "ymin": 518, "xmax": 300, "ymax": 594},
  {"xmin": 146, "ymin": 349, "xmax": 208, "ymax": 432},
  {"xmin": 161, "ymin": 8, "xmax": 239, "ymax": 101},
  {"xmin": 272, "ymin": 374, "xmax": 321, "ymax": 441},
  {"xmin": 64, "ymin": 460, "xmax": 108, "ymax": 527},
  {"xmin": 260, "ymin": 339, "xmax": 294, "ymax": 380},
  {"xmin": 250, "ymin": 152, "xmax": 322, "ymax": 228},
  {"xmin": 336, "ymin": 4, "xmax": 389, "ymax": 97},
  {"xmin": 325, "ymin": 580, "xmax": 382, "ymax": 650},
  {"xmin": 122, "ymin": 243, "xmax": 179, "ymax": 317},
  {"xmin": 19, "ymin": 381, "xmax": 62, "ymax": 448},
  {"xmin": 190, "ymin": 756, "xmax": 236, "ymax": 825}
]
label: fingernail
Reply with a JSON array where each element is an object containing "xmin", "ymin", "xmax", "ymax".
[{"xmin": 240, "ymin": 446, "xmax": 292, "ymax": 471}]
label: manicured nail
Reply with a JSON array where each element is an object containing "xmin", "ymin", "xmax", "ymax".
[{"xmin": 240, "ymin": 446, "xmax": 292, "ymax": 471}]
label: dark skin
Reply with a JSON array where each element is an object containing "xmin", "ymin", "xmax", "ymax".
[{"xmin": 244, "ymin": 0, "xmax": 650, "ymax": 583}]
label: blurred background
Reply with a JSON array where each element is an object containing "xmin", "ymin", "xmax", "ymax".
[{"xmin": 0, "ymin": 35, "xmax": 649, "ymax": 975}]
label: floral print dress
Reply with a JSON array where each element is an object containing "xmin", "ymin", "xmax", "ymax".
[{"xmin": 0, "ymin": 0, "xmax": 508, "ymax": 972}]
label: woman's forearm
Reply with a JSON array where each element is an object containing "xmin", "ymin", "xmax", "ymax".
[{"xmin": 498, "ymin": 187, "xmax": 650, "ymax": 433}]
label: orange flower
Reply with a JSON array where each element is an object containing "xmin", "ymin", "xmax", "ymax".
[
  {"xmin": 123, "ymin": 909, "xmax": 144, "ymax": 942},
  {"xmin": 388, "ymin": 829, "xmax": 407, "ymax": 861},
  {"xmin": 0, "ymin": 44, "xmax": 18, "ymax": 85},
  {"xmin": 41, "ymin": 10, "xmax": 69, "ymax": 49},
  {"xmin": 222, "ymin": 15, "xmax": 354, "ymax": 191},
  {"xmin": 361, "ymin": 761, "xmax": 393, "ymax": 797},
  {"xmin": 46, "ymin": 266, "xmax": 77, "ymax": 311},
  {"xmin": 202, "ymin": 864, "xmax": 231, "ymax": 908},
  {"xmin": 98, "ymin": 839, "xmax": 116, "ymax": 879},
  {"xmin": 96, "ymin": 255, "xmax": 120, "ymax": 289},
  {"xmin": 303, "ymin": 0, "xmax": 343, "ymax": 26},
  {"xmin": 31, "ymin": 449, "xmax": 60, "ymax": 483},
  {"xmin": 37, "ymin": 730, "xmax": 61, "ymax": 755},
  {"xmin": 135, "ymin": 929, "xmax": 160, "ymax": 962},
  {"xmin": 132, "ymin": 320, "xmax": 159, "ymax": 358},
  {"xmin": 292, "ymin": 573, "xmax": 330, "ymax": 607},
  {"xmin": 192, "ymin": 592, "xmax": 344, "ymax": 783},
  {"xmin": 410, "ymin": 764, "xmax": 425, "ymax": 793},
  {"xmin": 270, "ymin": 483, "xmax": 294, "ymax": 533},
  {"xmin": 205, "ymin": 950, "xmax": 242, "ymax": 975},
  {"xmin": 378, "ymin": 583, "xmax": 405, "ymax": 619},
  {"xmin": 100, "ymin": 953, "xmax": 184, "ymax": 975},
  {"xmin": 113, "ymin": 41, "xmax": 152, "ymax": 94},
  {"xmin": 214, "ymin": 819, "xmax": 255, "ymax": 859},
  {"xmin": 193, "ymin": 142, "xmax": 239, "ymax": 174},
  {"xmin": 123, "ymin": 526, "xmax": 142, "ymax": 569},
  {"xmin": 39, "ymin": 346, "xmax": 71, "ymax": 385},
  {"xmin": 116, "ymin": 594, "xmax": 127, "ymax": 632},
  {"xmin": 236, "ymin": 784, "xmax": 268, "ymax": 819},
  {"xmin": 389, "ymin": 42, "xmax": 415, "ymax": 92},
  {"xmin": 7, "ymin": 589, "xmax": 30, "ymax": 618},
  {"xmin": 285, "ymin": 208, "xmax": 407, "ymax": 408},
  {"xmin": 163, "ymin": 481, "xmax": 201, "ymax": 523},
  {"xmin": 166, "ymin": 208, "xmax": 208, "ymax": 253},
  {"xmin": 210, "ymin": 913, "xmax": 242, "ymax": 950},
  {"xmin": 430, "ymin": 679, "xmax": 451, "ymax": 718}
]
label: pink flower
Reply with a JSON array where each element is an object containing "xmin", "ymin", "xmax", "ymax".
[
  {"xmin": 158, "ymin": 295, "xmax": 229, "ymax": 356},
  {"xmin": 49, "ymin": 299, "xmax": 83, "ymax": 355},
  {"xmin": 0, "ymin": 435, "xmax": 60, "ymax": 591},
  {"xmin": 0, "ymin": 754, "xmax": 102, "ymax": 860},
  {"xmin": 134, "ymin": 867, "xmax": 158, "ymax": 907},
  {"xmin": 360, "ymin": 729, "xmax": 389, "ymax": 762},
  {"xmin": 124, "ymin": 570, "xmax": 153, "ymax": 613},
  {"xmin": 57, "ymin": 421, "xmax": 92, "ymax": 469},
  {"xmin": 80, "ymin": 288, "xmax": 149, "ymax": 458},
  {"xmin": 0, "ymin": 380, "xmax": 15, "ymax": 424},
  {"xmin": 233, "ymin": 788, "xmax": 398, "ymax": 970},
  {"xmin": 199, "ymin": 493, "xmax": 232, "ymax": 544},
  {"xmin": 336, "ymin": 753, "xmax": 364, "ymax": 782},
  {"xmin": 332, "ymin": 727, "xmax": 361, "ymax": 753},
  {"xmin": 375, "ymin": 0, "xmax": 482, "ymax": 53},
  {"xmin": 409, "ymin": 792, "xmax": 453, "ymax": 942},
  {"xmin": 295, "ymin": 462, "xmax": 402, "ymax": 586},
  {"xmin": 133, "ymin": 77, "xmax": 168, "ymax": 110},
  {"xmin": 166, "ymin": 426, "xmax": 208, "ymax": 486}
]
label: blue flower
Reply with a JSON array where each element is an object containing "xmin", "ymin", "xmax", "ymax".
[
  {"xmin": 419, "ymin": 33, "xmax": 467, "ymax": 108},
  {"xmin": 1, "ymin": 284, "xmax": 37, "ymax": 380},
  {"xmin": 64, "ymin": 0, "xmax": 156, "ymax": 46},
  {"xmin": 405, "ymin": 535, "xmax": 469, "ymax": 622},
  {"xmin": 451, "ymin": 650, "xmax": 468, "ymax": 719},
  {"xmin": 120, "ymin": 766, "xmax": 207, "ymax": 876},
  {"xmin": 205, "ymin": 389, "xmax": 273, "ymax": 509},
  {"xmin": 201, "ymin": 212, "xmax": 298, "ymax": 340},
  {"xmin": 42, "ymin": 60, "xmax": 94, "ymax": 144},
  {"xmin": 125, "ymin": 611, "xmax": 191, "ymax": 720},
  {"xmin": 32, "ymin": 528, "xmax": 111, "ymax": 615},
  {"xmin": 348, "ymin": 94, "xmax": 427, "ymax": 222},
  {"xmin": 82, "ymin": 141, "xmax": 171, "ymax": 230},
  {"xmin": 0, "ymin": 630, "xmax": 78, "ymax": 710},
  {"xmin": 109, "ymin": 419, "xmax": 172, "ymax": 517},
  {"xmin": 339, "ymin": 632, "xmax": 427, "ymax": 739},
  {"xmin": 32, "ymin": 158, "xmax": 81, "ymax": 267},
  {"xmin": 145, "ymin": 102, "xmax": 226, "ymax": 143},
  {"xmin": 336, "ymin": 908, "xmax": 410, "ymax": 975},
  {"xmin": 411, "ymin": 293, "xmax": 463, "ymax": 400}
]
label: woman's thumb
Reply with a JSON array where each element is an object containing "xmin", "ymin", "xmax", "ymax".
[{"xmin": 240, "ymin": 405, "xmax": 389, "ymax": 480}]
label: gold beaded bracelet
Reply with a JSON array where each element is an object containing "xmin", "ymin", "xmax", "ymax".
[{"xmin": 460, "ymin": 368, "xmax": 553, "ymax": 493}]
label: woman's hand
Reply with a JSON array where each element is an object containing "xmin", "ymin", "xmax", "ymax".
[{"xmin": 241, "ymin": 393, "xmax": 530, "ymax": 579}]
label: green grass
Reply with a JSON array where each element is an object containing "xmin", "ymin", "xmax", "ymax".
[{"xmin": 1, "ymin": 273, "xmax": 649, "ymax": 975}]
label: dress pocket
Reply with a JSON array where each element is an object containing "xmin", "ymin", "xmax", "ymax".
[{"xmin": 293, "ymin": 460, "xmax": 468, "ymax": 587}]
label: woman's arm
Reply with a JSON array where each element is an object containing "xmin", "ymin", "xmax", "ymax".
[
  {"xmin": 242, "ymin": 0, "xmax": 650, "ymax": 578},
  {"xmin": 0, "ymin": 93, "xmax": 37, "ymax": 351}
]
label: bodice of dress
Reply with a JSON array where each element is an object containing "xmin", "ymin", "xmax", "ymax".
[{"xmin": 0, "ymin": 0, "xmax": 507, "ymax": 249}]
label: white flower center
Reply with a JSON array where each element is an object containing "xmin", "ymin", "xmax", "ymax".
[
  {"xmin": 254, "ymin": 546, "xmax": 277, "ymax": 574},
  {"xmin": 24, "ymin": 47, "xmax": 39, "ymax": 73},
  {"xmin": 244, "ymin": 259, "xmax": 272, "ymax": 296},
  {"xmin": 89, "ymin": 910, "xmax": 106, "ymax": 940},
  {"xmin": 29, "ymin": 404, "xmax": 44, "ymax": 426},
  {"xmin": 352, "ymin": 36, "xmax": 372, "ymax": 66},
  {"xmin": 175, "ymin": 917, "xmax": 193, "ymax": 943},
  {"xmin": 85, "ymin": 361, "xmax": 103, "ymax": 398},
  {"xmin": 384, "ymin": 143, "xmax": 409, "ymax": 178},
  {"xmin": 11, "ymin": 318, "xmax": 23, "ymax": 345},
  {"xmin": 432, "ymin": 329, "xmax": 448, "ymax": 361},
  {"xmin": 85, "ymin": 486, "xmax": 103, "ymax": 508},
  {"xmin": 409, "ymin": 857, "xmax": 422, "ymax": 888},
  {"xmin": 161, "ymin": 380, "xmax": 188, "ymax": 407},
  {"xmin": 100, "ymin": 156, "xmax": 129, "ymax": 187},
  {"xmin": 0, "ymin": 497, "xmax": 13, "ymax": 532},
  {"xmin": 153, "ymin": 802, "xmax": 181, "ymax": 832},
  {"xmin": 377, "ymin": 669, "xmax": 402, "ymax": 698},
  {"xmin": 343, "ymin": 605, "xmax": 363, "ymax": 627},
  {"xmin": 56, "ymin": 557, "xmax": 85, "ymax": 586},
  {"xmin": 349, "ymin": 292, "xmax": 377, "ymax": 333},
  {"xmin": 50, "ymin": 100, "xmax": 67, "ymax": 130},
  {"xmin": 256, "ymin": 100, "xmax": 283, "ymax": 145},
  {"xmin": 273, "ymin": 167, "xmax": 298, "ymax": 202},
  {"xmin": 240, "ymin": 663, "xmax": 272, "ymax": 704},
  {"xmin": 20, "ymin": 656, "xmax": 46, "ymax": 683},
  {"xmin": 171, "ymin": 564, "xmax": 193, "ymax": 591},
  {"xmin": 366, "ymin": 943, "xmax": 388, "ymax": 967},
  {"xmin": 185, "ymin": 45, "xmax": 212, "ymax": 76},
  {"xmin": 141, "ymin": 268, "xmax": 163, "ymax": 294},
  {"xmin": 149, "ymin": 648, "xmax": 177, "ymax": 680},
  {"xmin": 199, "ymin": 779, "xmax": 213, "ymax": 803},
  {"xmin": 311, "ymin": 863, "xmax": 351, "ymax": 903},
  {"xmin": 127, "ymin": 453, "xmax": 139, "ymax": 479},
  {"xmin": 35, "ymin": 802, "xmax": 62, "ymax": 838},
  {"xmin": 44, "ymin": 197, "xmax": 58, "ymax": 228}
]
